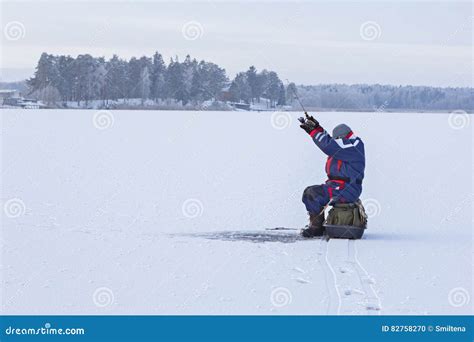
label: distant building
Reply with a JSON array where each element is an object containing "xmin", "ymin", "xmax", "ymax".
[
  {"xmin": 3, "ymin": 97, "xmax": 44, "ymax": 109},
  {"xmin": 0, "ymin": 89, "xmax": 19, "ymax": 104},
  {"xmin": 218, "ymin": 86, "xmax": 232, "ymax": 102},
  {"xmin": 229, "ymin": 102, "xmax": 251, "ymax": 111}
]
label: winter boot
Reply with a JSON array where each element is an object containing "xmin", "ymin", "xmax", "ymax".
[{"xmin": 301, "ymin": 212, "xmax": 325, "ymax": 238}]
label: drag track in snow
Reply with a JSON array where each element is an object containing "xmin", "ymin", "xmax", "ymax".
[
  {"xmin": 346, "ymin": 240, "xmax": 382, "ymax": 314},
  {"xmin": 183, "ymin": 231, "xmax": 382, "ymax": 315},
  {"xmin": 318, "ymin": 237, "xmax": 382, "ymax": 315},
  {"xmin": 317, "ymin": 237, "xmax": 342, "ymax": 315}
]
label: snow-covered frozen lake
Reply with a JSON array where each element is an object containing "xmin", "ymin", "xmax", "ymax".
[{"xmin": 1, "ymin": 109, "xmax": 472, "ymax": 315}]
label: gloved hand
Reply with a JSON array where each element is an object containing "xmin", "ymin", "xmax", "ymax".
[{"xmin": 298, "ymin": 112, "xmax": 320, "ymax": 134}]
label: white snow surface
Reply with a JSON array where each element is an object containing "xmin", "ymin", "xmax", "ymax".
[{"xmin": 1, "ymin": 109, "xmax": 472, "ymax": 315}]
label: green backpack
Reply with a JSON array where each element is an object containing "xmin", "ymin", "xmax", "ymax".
[{"xmin": 325, "ymin": 199, "xmax": 368, "ymax": 228}]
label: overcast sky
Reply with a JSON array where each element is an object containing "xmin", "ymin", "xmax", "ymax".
[{"xmin": 1, "ymin": 0, "xmax": 472, "ymax": 86}]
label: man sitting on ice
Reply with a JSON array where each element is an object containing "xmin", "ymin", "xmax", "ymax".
[{"xmin": 298, "ymin": 114, "xmax": 365, "ymax": 237}]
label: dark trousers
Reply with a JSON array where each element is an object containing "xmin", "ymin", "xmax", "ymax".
[
  {"xmin": 302, "ymin": 185, "xmax": 330, "ymax": 214},
  {"xmin": 302, "ymin": 182, "xmax": 362, "ymax": 214}
]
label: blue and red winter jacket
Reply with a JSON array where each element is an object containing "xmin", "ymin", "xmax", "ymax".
[{"xmin": 310, "ymin": 126, "xmax": 365, "ymax": 203}]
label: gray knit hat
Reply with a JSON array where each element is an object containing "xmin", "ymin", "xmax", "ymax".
[{"xmin": 332, "ymin": 124, "xmax": 352, "ymax": 139}]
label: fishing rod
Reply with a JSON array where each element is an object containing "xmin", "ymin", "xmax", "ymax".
[
  {"xmin": 285, "ymin": 79, "xmax": 310, "ymax": 123},
  {"xmin": 285, "ymin": 79, "xmax": 308, "ymax": 115}
]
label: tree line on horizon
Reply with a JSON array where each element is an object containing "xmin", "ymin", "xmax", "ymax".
[
  {"xmin": 297, "ymin": 84, "xmax": 473, "ymax": 111},
  {"xmin": 26, "ymin": 52, "xmax": 287, "ymax": 107},
  {"xmin": 24, "ymin": 52, "xmax": 473, "ymax": 111}
]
